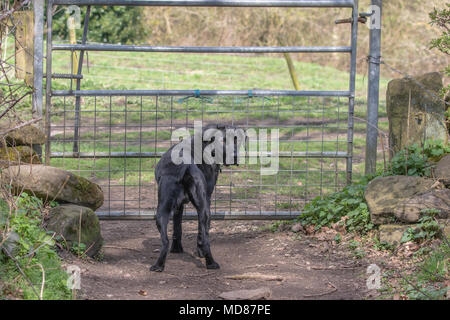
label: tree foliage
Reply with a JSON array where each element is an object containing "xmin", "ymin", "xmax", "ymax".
[
  {"xmin": 53, "ymin": 6, "xmax": 148, "ymax": 44},
  {"xmin": 429, "ymin": 4, "xmax": 450, "ymax": 99}
]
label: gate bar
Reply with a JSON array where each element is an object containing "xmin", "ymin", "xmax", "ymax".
[
  {"xmin": 52, "ymin": 89, "xmax": 351, "ymax": 97},
  {"xmin": 53, "ymin": 44, "xmax": 352, "ymax": 53},
  {"xmin": 49, "ymin": 151, "xmax": 350, "ymax": 158},
  {"xmin": 52, "ymin": 0, "xmax": 355, "ymax": 8}
]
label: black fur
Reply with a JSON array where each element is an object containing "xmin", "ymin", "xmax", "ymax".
[{"xmin": 150, "ymin": 124, "xmax": 241, "ymax": 272}]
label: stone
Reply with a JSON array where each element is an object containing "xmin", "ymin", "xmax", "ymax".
[
  {"xmin": 218, "ymin": 287, "xmax": 272, "ymax": 300},
  {"xmin": 379, "ymin": 224, "xmax": 418, "ymax": 246},
  {"xmin": 386, "ymin": 72, "xmax": 448, "ymax": 158},
  {"xmin": 291, "ymin": 223, "xmax": 305, "ymax": 233},
  {"xmin": 0, "ymin": 146, "xmax": 41, "ymax": 168},
  {"xmin": 394, "ymin": 189, "xmax": 450, "ymax": 223},
  {"xmin": 365, "ymin": 175, "xmax": 437, "ymax": 224},
  {"xmin": 0, "ymin": 231, "xmax": 20, "ymax": 258},
  {"xmin": 45, "ymin": 204, "xmax": 103, "ymax": 257},
  {"xmin": 277, "ymin": 222, "xmax": 290, "ymax": 232},
  {"xmin": 434, "ymin": 154, "xmax": 450, "ymax": 188},
  {"xmin": 1, "ymin": 165, "xmax": 104, "ymax": 210},
  {"xmin": 0, "ymin": 122, "xmax": 46, "ymax": 146}
]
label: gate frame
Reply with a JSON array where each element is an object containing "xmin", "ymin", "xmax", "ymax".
[{"xmin": 32, "ymin": 0, "xmax": 382, "ymax": 219}]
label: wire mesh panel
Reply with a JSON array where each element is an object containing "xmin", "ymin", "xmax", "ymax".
[
  {"xmin": 49, "ymin": 94, "xmax": 349, "ymax": 218},
  {"xmin": 44, "ymin": 0, "xmax": 359, "ymax": 219}
]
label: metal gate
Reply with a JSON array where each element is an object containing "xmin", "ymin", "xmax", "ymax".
[{"xmin": 40, "ymin": 0, "xmax": 363, "ymax": 220}]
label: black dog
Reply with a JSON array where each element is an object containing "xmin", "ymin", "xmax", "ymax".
[{"xmin": 150, "ymin": 124, "xmax": 244, "ymax": 272}]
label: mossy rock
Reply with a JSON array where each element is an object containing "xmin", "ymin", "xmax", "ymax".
[
  {"xmin": 0, "ymin": 122, "xmax": 46, "ymax": 146},
  {"xmin": 365, "ymin": 175, "xmax": 437, "ymax": 224},
  {"xmin": 45, "ymin": 204, "xmax": 103, "ymax": 257},
  {"xmin": 1, "ymin": 165, "xmax": 104, "ymax": 210},
  {"xmin": 0, "ymin": 146, "xmax": 41, "ymax": 168},
  {"xmin": 386, "ymin": 72, "xmax": 448, "ymax": 158},
  {"xmin": 434, "ymin": 154, "xmax": 450, "ymax": 188},
  {"xmin": 379, "ymin": 224, "xmax": 418, "ymax": 246}
]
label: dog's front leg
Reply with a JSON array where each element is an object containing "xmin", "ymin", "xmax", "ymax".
[{"xmin": 150, "ymin": 207, "xmax": 170, "ymax": 272}]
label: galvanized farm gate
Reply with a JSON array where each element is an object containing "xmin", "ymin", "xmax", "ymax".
[{"xmin": 32, "ymin": 0, "xmax": 382, "ymax": 220}]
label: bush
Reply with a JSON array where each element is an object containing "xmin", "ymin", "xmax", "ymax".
[
  {"xmin": 388, "ymin": 140, "xmax": 450, "ymax": 177},
  {"xmin": 298, "ymin": 175, "xmax": 376, "ymax": 235},
  {"xmin": 0, "ymin": 194, "xmax": 71, "ymax": 300},
  {"xmin": 53, "ymin": 6, "xmax": 148, "ymax": 44}
]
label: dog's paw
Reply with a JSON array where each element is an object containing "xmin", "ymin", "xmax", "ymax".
[
  {"xmin": 170, "ymin": 242, "xmax": 184, "ymax": 253},
  {"xmin": 150, "ymin": 265, "xmax": 164, "ymax": 272},
  {"xmin": 206, "ymin": 261, "xmax": 220, "ymax": 270}
]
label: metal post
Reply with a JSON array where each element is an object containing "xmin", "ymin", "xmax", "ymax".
[
  {"xmin": 346, "ymin": 0, "xmax": 358, "ymax": 185},
  {"xmin": 365, "ymin": 0, "xmax": 382, "ymax": 175},
  {"xmin": 32, "ymin": 0, "xmax": 44, "ymax": 158},
  {"xmin": 73, "ymin": 6, "xmax": 91, "ymax": 154},
  {"xmin": 45, "ymin": 0, "xmax": 53, "ymax": 165}
]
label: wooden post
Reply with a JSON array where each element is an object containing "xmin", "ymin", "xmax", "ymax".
[
  {"xmin": 14, "ymin": 11, "xmax": 34, "ymax": 86},
  {"xmin": 283, "ymin": 52, "xmax": 301, "ymax": 91},
  {"xmin": 68, "ymin": 16, "xmax": 79, "ymax": 75}
]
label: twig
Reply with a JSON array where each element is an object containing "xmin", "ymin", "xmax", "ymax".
[
  {"xmin": 78, "ymin": 209, "xmax": 82, "ymax": 258},
  {"xmin": 303, "ymin": 281, "xmax": 337, "ymax": 298},
  {"xmin": 0, "ymin": 117, "xmax": 42, "ymax": 136},
  {"xmin": 30, "ymin": 263, "xmax": 45, "ymax": 300},
  {"xmin": 224, "ymin": 273, "xmax": 283, "ymax": 281},
  {"xmin": 103, "ymin": 245, "xmax": 142, "ymax": 252},
  {"xmin": 394, "ymin": 269, "xmax": 434, "ymax": 300},
  {"xmin": 24, "ymin": 232, "xmax": 56, "ymax": 258}
]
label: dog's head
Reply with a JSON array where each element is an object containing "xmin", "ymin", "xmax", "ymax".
[{"xmin": 202, "ymin": 124, "xmax": 246, "ymax": 166}]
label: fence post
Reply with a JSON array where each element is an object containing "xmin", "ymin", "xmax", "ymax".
[
  {"xmin": 365, "ymin": 0, "xmax": 382, "ymax": 175},
  {"xmin": 32, "ymin": 0, "xmax": 44, "ymax": 158}
]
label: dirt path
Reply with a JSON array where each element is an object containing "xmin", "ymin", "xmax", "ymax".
[{"xmin": 65, "ymin": 220, "xmax": 375, "ymax": 300}]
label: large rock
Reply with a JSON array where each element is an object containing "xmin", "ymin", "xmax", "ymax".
[
  {"xmin": 386, "ymin": 72, "xmax": 448, "ymax": 158},
  {"xmin": 1, "ymin": 165, "xmax": 104, "ymax": 210},
  {"xmin": 218, "ymin": 287, "xmax": 271, "ymax": 300},
  {"xmin": 45, "ymin": 204, "xmax": 103, "ymax": 257},
  {"xmin": 0, "ymin": 146, "xmax": 41, "ymax": 168},
  {"xmin": 0, "ymin": 122, "xmax": 46, "ymax": 146},
  {"xmin": 365, "ymin": 175, "xmax": 437, "ymax": 224},
  {"xmin": 394, "ymin": 189, "xmax": 450, "ymax": 223},
  {"xmin": 434, "ymin": 154, "xmax": 450, "ymax": 187}
]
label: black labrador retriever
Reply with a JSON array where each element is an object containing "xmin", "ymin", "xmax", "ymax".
[{"xmin": 151, "ymin": 124, "xmax": 244, "ymax": 272}]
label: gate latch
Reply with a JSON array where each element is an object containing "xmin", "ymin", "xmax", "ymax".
[{"xmin": 335, "ymin": 12, "xmax": 373, "ymax": 25}]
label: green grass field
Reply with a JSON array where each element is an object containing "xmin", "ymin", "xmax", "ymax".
[{"xmin": 47, "ymin": 49, "xmax": 390, "ymax": 215}]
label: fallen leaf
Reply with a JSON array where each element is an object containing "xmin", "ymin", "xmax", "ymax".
[{"xmin": 138, "ymin": 290, "xmax": 147, "ymax": 296}]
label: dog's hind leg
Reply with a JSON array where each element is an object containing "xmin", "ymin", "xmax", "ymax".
[
  {"xmin": 170, "ymin": 205, "xmax": 184, "ymax": 253},
  {"xmin": 150, "ymin": 207, "xmax": 170, "ymax": 272},
  {"xmin": 185, "ymin": 168, "xmax": 220, "ymax": 269},
  {"xmin": 151, "ymin": 178, "xmax": 182, "ymax": 272}
]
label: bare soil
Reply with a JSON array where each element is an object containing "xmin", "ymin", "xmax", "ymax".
[{"xmin": 62, "ymin": 220, "xmax": 378, "ymax": 300}]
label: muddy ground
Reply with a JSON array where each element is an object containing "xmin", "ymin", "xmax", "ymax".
[{"xmin": 63, "ymin": 220, "xmax": 378, "ymax": 300}]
